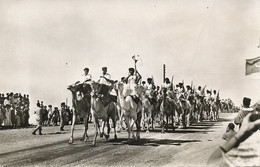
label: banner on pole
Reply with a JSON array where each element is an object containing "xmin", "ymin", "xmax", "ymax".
[{"xmin": 246, "ymin": 56, "xmax": 260, "ymax": 75}]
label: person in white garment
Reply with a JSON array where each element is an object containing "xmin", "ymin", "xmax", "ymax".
[{"xmin": 124, "ymin": 67, "xmax": 141, "ymax": 96}]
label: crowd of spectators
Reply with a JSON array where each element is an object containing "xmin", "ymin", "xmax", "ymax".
[{"xmin": 0, "ymin": 92, "xmax": 30, "ymax": 128}]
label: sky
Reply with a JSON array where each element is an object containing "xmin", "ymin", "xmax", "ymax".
[{"xmin": 0, "ymin": 0, "xmax": 260, "ymax": 119}]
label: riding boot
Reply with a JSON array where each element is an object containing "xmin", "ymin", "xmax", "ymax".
[
  {"xmin": 39, "ymin": 127, "xmax": 42, "ymax": 135},
  {"xmin": 32, "ymin": 129, "xmax": 37, "ymax": 135}
]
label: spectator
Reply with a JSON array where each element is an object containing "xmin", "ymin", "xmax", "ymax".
[
  {"xmin": 59, "ymin": 102, "xmax": 66, "ymax": 131},
  {"xmin": 234, "ymin": 97, "xmax": 253, "ymax": 128},
  {"xmin": 222, "ymin": 123, "xmax": 236, "ymax": 141},
  {"xmin": 32, "ymin": 105, "xmax": 43, "ymax": 135},
  {"xmin": 0, "ymin": 104, "xmax": 6, "ymax": 127},
  {"xmin": 4, "ymin": 104, "xmax": 12, "ymax": 127},
  {"xmin": 208, "ymin": 112, "xmax": 260, "ymax": 165},
  {"xmin": 52, "ymin": 107, "xmax": 59, "ymax": 126},
  {"xmin": 47, "ymin": 105, "xmax": 53, "ymax": 126}
]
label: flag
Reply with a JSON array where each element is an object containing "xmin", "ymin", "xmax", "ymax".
[
  {"xmin": 132, "ymin": 55, "xmax": 140, "ymax": 63},
  {"xmin": 246, "ymin": 56, "xmax": 260, "ymax": 75}
]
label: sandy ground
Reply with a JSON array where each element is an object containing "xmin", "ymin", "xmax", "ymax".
[{"xmin": 0, "ymin": 113, "xmax": 238, "ymax": 167}]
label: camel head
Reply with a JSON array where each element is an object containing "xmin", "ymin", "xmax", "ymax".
[
  {"xmin": 135, "ymin": 85, "xmax": 146, "ymax": 95},
  {"xmin": 90, "ymin": 81, "xmax": 100, "ymax": 94},
  {"xmin": 67, "ymin": 84, "xmax": 78, "ymax": 93},
  {"xmin": 161, "ymin": 87, "xmax": 167, "ymax": 95},
  {"xmin": 117, "ymin": 82, "xmax": 124, "ymax": 92}
]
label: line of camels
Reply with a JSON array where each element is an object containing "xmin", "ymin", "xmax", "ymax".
[{"xmin": 67, "ymin": 81, "xmax": 222, "ymax": 146}]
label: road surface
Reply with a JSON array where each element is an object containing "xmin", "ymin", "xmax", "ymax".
[{"xmin": 0, "ymin": 113, "xmax": 236, "ymax": 166}]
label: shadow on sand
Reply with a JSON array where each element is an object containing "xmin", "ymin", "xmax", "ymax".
[{"xmin": 108, "ymin": 138, "xmax": 201, "ymax": 147}]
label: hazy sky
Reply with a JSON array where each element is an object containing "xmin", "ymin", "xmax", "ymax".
[{"xmin": 1, "ymin": 0, "xmax": 260, "ymax": 112}]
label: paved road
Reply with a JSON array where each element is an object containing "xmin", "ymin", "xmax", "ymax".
[{"xmin": 0, "ymin": 113, "xmax": 235, "ymax": 167}]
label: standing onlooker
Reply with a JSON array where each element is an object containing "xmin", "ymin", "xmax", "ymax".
[
  {"xmin": 234, "ymin": 97, "xmax": 253, "ymax": 128},
  {"xmin": 59, "ymin": 102, "xmax": 66, "ymax": 131},
  {"xmin": 24, "ymin": 104, "xmax": 30, "ymax": 127},
  {"xmin": 0, "ymin": 104, "xmax": 6, "ymax": 127},
  {"xmin": 4, "ymin": 104, "xmax": 12, "ymax": 127},
  {"xmin": 52, "ymin": 107, "xmax": 59, "ymax": 126},
  {"xmin": 32, "ymin": 103, "xmax": 43, "ymax": 135},
  {"xmin": 14, "ymin": 106, "xmax": 21, "ymax": 128},
  {"xmin": 47, "ymin": 105, "xmax": 53, "ymax": 126},
  {"xmin": 4, "ymin": 95, "xmax": 10, "ymax": 106}
]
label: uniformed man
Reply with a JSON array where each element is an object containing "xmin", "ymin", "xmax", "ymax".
[
  {"xmin": 59, "ymin": 102, "xmax": 66, "ymax": 131},
  {"xmin": 32, "ymin": 103, "xmax": 43, "ymax": 135}
]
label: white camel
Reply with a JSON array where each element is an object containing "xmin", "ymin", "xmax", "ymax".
[{"xmin": 117, "ymin": 82, "xmax": 144, "ymax": 143}]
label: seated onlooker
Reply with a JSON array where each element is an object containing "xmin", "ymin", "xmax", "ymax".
[
  {"xmin": 234, "ymin": 97, "xmax": 253, "ymax": 128},
  {"xmin": 222, "ymin": 123, "xmax": 236, "ymax": 141},
  {"xmin": 208, "ymin": 112, "xmax": 260, "ymax": 165}
]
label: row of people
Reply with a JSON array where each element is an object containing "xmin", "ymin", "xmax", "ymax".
[
  {"xmin": 32, "ymin": 101, "xmax": 86, "ymax": 135},
  {"xmin": 0, "ymin": 93, "xmax": 30, "ymax": 128}
]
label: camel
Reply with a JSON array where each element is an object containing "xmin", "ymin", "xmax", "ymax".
[
  {"xmin": 195, "ymin": 95, "xmax": 204, "ymax": 122},
  {"xmin": 160, "ymin": 88, "xmax": 176, "ymax": 133},
  {"xmin": 187, "ymin": 94, "xmax": 197, "ymax": 126},
  {"xmin": 141, "ymin": 96, "xmax": 155, "ymax": 133},
  {"xmin": 67, "ymin": 84, "xmax": 91, "ymax": 144},
  {"xmin": 117, "ymin": 82, "xmax": 144, "ymax": 143},
  {"xmin": 211, "ymin": 100, "xmax": 220, "ymax": 121},
  {"xmin": 114, "ymin": 84, "xmax": 126, "ymax": 132},
  {"xmin": 91, "ymin": 81, "xmax": 118, "ymax": 146}
]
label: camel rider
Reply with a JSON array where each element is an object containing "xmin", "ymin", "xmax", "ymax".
[
  {"xmin": 76, "ymin": 67, "xmax": 92, "ymax": 85},
  {"xmin": 124, "ymin": 67, "xmax": 142, "ymax": 104},
  {"xmin": 177, "ymin": 83, "xmax": 187, "ymax": 107},
  {"xmin": 163, "ymin": 78, "xmax": 172, "ymax": 90},
  {"xmin": 74, "ymin": 68, "xmax": 92, "ymax": 99},
  {"xmin": 146, "ymin": 77, "xmax": 156, "ymax": 105},
  {"xmin": 97, "ymin": 67, "xmax": 113, "ymax": 95},
  {"xmin": 97, "ymin": 67, "xmax": 115, "ymax": 105},
  {"xmin": 196, "ymin": 86, "xmax": 202, "ymax": 97},
  {"xmin": 213, "ymin": 90, "xmax": 220, "ymax": 103},
  {"xmin": 205, "ymin": 90, "xmax": 213, "ymax": 104},
  {"xmin": 141, "ymin": 81, "xmax": 147, "ymax": 89},
  {"xmin": 186, "ymin": 85, "xmax": 194, "ymax": 106}
]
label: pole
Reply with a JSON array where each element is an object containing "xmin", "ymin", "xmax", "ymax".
[{"xmin": 163, "ymin": 64, "xmax": 166, "ymax": 83}]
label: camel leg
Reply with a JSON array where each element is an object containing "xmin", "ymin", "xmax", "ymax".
[
  {"xmin": 83, "ymin": 114, "xmax": 89, "ymax": 142},
  {"xmin": 125, "ymin": 116, "xmax": 131, "ymax": 143},
  {"xmin": 186, "ymin": 111, "xmax": 190, "ymax": 127},
  {"xmin": 112, "ymin": 116, "xmax": 117, "ymax": 140},
  {"xmin": 146, "ymin": 110, "xmax": 152, "ymax": 133},
  {"xmin": 151, "ymin": 109, "xmax": 154, "ymax": 130},
  {"xmin": 171, "ymin": 112, "xmax": 174, "ymax": 131},
  {"xmin": 92, "ymin": 117, "xmax": 99, "ymax": 147},
  {"xmin": 141, "ymin": 108, "xmax": 145, "ymax": 130},
  {"xmin": 100, "ymin": 120, "xmax": 107, "ymax": 139},
  {"xmin": 68, "ymin": 113, "xmax": 76, "ymax": 144},
  {"xmin": 130, "ymin": 118, "xmax": 136, "ymax": 140},
  {"xmin": 106, "ymin": 118, "xmax": 110, "ymax": 141},
  {"xmin": 136, "ymin": 111, "xmax": 142, "ymax": 140},
  {"xmin": 117, "ymin": 107, "xmax": 122, "ymax": 132},
  {"xmin": 161, "ymin": 114, "xmax": 165, "ymax": 133},
  {"xmin": 120, "ymin": 109, "xmax": 126, "ymax": 130}
]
